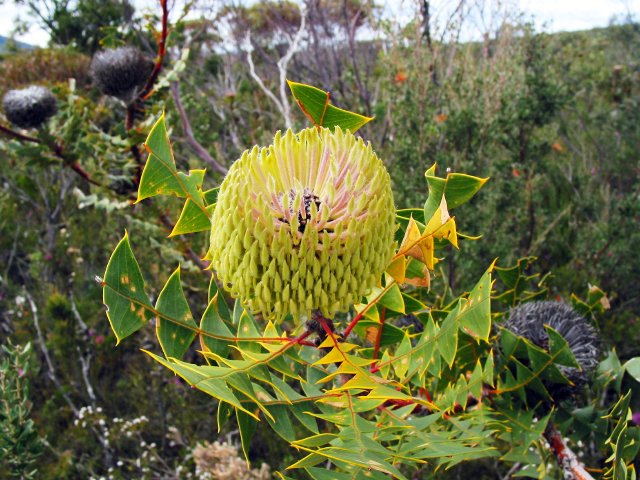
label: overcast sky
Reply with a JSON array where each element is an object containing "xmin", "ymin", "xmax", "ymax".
[{"xmin": 0, "ymin": 0, "xmax": 638, "ymax": 47}]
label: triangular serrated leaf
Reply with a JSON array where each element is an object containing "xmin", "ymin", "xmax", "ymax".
[
  {"xmin": 102, "ymin": 232, "xmax": 154, "ymax": 343},
  {"xmin": 155, "ymin": 267, "xmax": 197, "ymax": 359}
]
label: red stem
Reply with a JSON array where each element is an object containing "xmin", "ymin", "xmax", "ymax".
[
  {"xmin": 544, "ymin": 425, "xmax": 595, "ymax": 480},
  {"xmin": 126, "ymin": 0, "xmax": 170, "ymax": 178},
  {"xmin": 343, "ymin": 310, "xmax": 365, "ymax": 338},
  {"xmin": 139, "ymin": 0, "xmax": 169, "ymax": 101},
  {"xmin": 288, "ymin": 329, "xmax": 314, "ymax": 346}
]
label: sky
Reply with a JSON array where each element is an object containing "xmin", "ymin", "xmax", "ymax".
[{"xmin": 0, "ymin": 0, "xmax": 637, "ymax": 47}]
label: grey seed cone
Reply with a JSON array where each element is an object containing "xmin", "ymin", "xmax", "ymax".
[
  {"xmin": 503, "ymin": 300, "xmax": 600, "ymax": 400},
  {"xmin": 3, "ymin": 86, "xmax": 57, "ymax": 129},
  {"xmin": 90, "ymin": 46, "xmax": 153, "ymax": 101}
]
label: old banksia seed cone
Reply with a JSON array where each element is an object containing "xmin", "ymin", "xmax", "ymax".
[
  {"xmin": 209, "ymin": 127, "xmax": 396, "ymax": 322},
  {"xmin": 503, "ymin": 301, "xmax": 600, "ymax": 400},
  {"xmin": 90, "ymin": 46, "xmax": 153, "ymax": 101},
  {"xmin": 3, "ymin": 86, "xmax": 57, "ymax": 129}
]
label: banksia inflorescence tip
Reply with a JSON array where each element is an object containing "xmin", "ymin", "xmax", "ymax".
[
  {"xmin": 2, "ymin": 86, "xmax": 57, "ymax": 129},
  {"xmin": 90, "ymin": 46, "xmax": 153, "ymax": 102},
  {"xmin": 503, "ymin": 300, "xmax": 600, "ymax": 400},
  {"xmin": 209, "ymin": 127, "xmax": 396, "ymax": 322}
]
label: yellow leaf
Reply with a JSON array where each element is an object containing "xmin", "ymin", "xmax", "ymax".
[
  {"xmin": 398, "ymin": 216, "xmax": 435, "ymax": 269},
  {"xmin": 364, "ymin": 385, "xmax": 410, "ymax": 400},
  {"xmin": 387, "ymin": 255, "xmax": 406, "ymax": 284},
  {"xmin": 425, "ymin": 196, "xmax": 459, "ymax": 248},
  {"xmin": 312, "ymin": 347, "xmax": 346, "ymax": 365}
]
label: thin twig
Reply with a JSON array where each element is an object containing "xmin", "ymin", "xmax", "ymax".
[
  {"xmin": 243, "ymin": 4, "xmax": 307, "ymax": 129},
  {"xmin": 170, "ymin": 81, "xmax": 228, "ymax": 175},
  {"xmin": 1, "ymin": 123, "xmax": 102, "ymax": 186},
  {"xmin": 0, "ymin": 123, "xmax": 40, "ymax": 143}
]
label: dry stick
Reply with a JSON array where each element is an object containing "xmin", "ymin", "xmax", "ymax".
[
  {"xmin": 169, "ymin": 81, "xmax": 228, "ymax": 175},
  {"xmin": 0, "ymin": 123, "xmax": 102, "ymax": 186},
  {"xmin": 243, "ymin": 3, "xmax": 307, "ymax": 130}
]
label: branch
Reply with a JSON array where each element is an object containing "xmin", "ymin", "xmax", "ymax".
[
  {"xmin": 138, "ymin": 0, "xmax": 170, "ymax": 102},
  {"xmin": 243, "ymin": 4, "xmax": 307, "ymax": 129},
  {"xmin": 0, "ymin": 123, "xmax": 40, "ymax": 143},
  {"xmin": 276, "ymin": 4, "xmax": 307, "ymax": 126},
  {"xmin": 126, "ymin": 0, "xmax": 170, "ymax": 175},
  {"xmin": 243, "ymin": 32, "xmax": 290, "ymax": 128},
  {"xmin": 544, "ymin": 424, "xmax": 595, "ymax": 480},
  {"xmin": 170, "ymin": 81, "xmax": 228, "ymax": 175},
  {"xmin": 1, "ymin": 123, "xmax": 102, "ymax": 187}
]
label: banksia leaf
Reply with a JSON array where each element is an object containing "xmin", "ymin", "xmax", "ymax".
[
  {"xmin": 209, "ymin": 127, "xmax": 396, "ymax": 322},
  {"xmin": 3, "ymin": 86, "xmax": 57, "ymax": 129}
]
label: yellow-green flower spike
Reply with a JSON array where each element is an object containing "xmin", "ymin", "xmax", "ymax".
[{"xmin": 209, "ymin": 127, "xmax": 396, "ymax": 322}]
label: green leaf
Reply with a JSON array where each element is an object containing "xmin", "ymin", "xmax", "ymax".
[
  {"xmin": 203, "ymin": 187, "xmax": 219, "ymax": 205},
  {"xmin": 438, "ymin": 304, "xmax": 460, "ymax": 367},
  {"xmin": 288, "ymin": 81, "xmax": 372, "ymax": 132},
  {"xmin": 423, "ymin": 164, "xmax": 488, "ymax": 220},
  {"xmin": 102, "ymin": 232, "xmax": 154, "ymax": 344},
  {"xmin": 293, "ymin": 434, "xmax": 338, "ymax": 448},
  {"xmin": 624, "ymin": 357, "xmax": 640, "ymax": 383},
  {"xmin": 143, "ymin": 351, "xmax": 258, "ymax": 419},
  {"xmin": 155, "ymin": 267, "xmax": 197, "ymax": 359},
  {"xmin": 200, "ymin": 294, "xmax": 235, "ymax": 357},
  {"xmin": 216, "ymin": 401, "xmax": 233, "ymax": 433},
  {"xmin": 368, "ymin": 284, "xmax": 405, "ymax": 314},
  {"xmin": 393, "ymin": 333, "xmax": 413, "ymax": 378},
  {"xmin": 265, "ymin": 404, "xmax": 296, "ymax": 442},
  {"xmin": 458, "ymin": 265, "xmax": 493, "ymax": 341},
  {"xmin": 545, "ymin": 326, "xmax": 580, "ymax": 368},
  {"xmin": 169, "ymin": 199, "xmax": 214, "ymax": 236},
  {"xmin": 237, "ymin": 409, "xmax": 258, "ymax": 461},
  {"xmin": 136, "ymin": 114, "xmax": 207, "ymax": 211},
  {"xmin": 237, "ymin": 309, "xmax": 263, "ymax": 353}
]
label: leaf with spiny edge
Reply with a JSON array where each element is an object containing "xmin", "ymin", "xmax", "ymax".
[
  {"xmin": 169, "ymin": 199, "xmax": 215, "ymax": 236},
  {"xmin": 237, "ymin": 409, "xmax": 259, "ymax": 461},
  {"xmin": 200, "ymin": 293, "xmax": 236, "ymax": 358},
  {"xmin": 458, "ymin": 262, "xmax": 494, "ymax": 341},
  {"xmin": 424, "ymin": 195, "xmax": 458, "ymax": 248},
  {"xmin": 143, "ymin": 350, "xmax": 259, "ymax": 419},
  {"xmin": 155, "ymin": 266, "xmax": 197, "ymax": 359},
  {"xmin": 102, "ymin": 231, "xmax": 154, "ymax": 344},
  {"xmin": 423, "ymin": 163, "xmax": 488, "ymax": 221},
  {"xmin": 136, "ymin": 114, "xmax": 208, "ymax": 217},
  {"xmin": 288, "ymin": 80, "xmax": 373, "ymax": 132}
]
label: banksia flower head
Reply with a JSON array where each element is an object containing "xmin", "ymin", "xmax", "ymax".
[
  {"xmin": 502, "ymin": 301, "xmax": 600, "ymax": 400},
  {"xmin": 89, "ymin": 46, "xmax": 153, "ymax": 101},
  {"xmin": 2, "ymin": 86, "xmax": 57, "ymax": 129},
  {"xmin": 209, "ymin": 127, "xmax": 396, "ymax": 322}
]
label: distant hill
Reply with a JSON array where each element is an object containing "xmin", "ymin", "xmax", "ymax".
[{"xmin": 0, "ymin": 35, "xmax": 34, "ymax": 53}]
